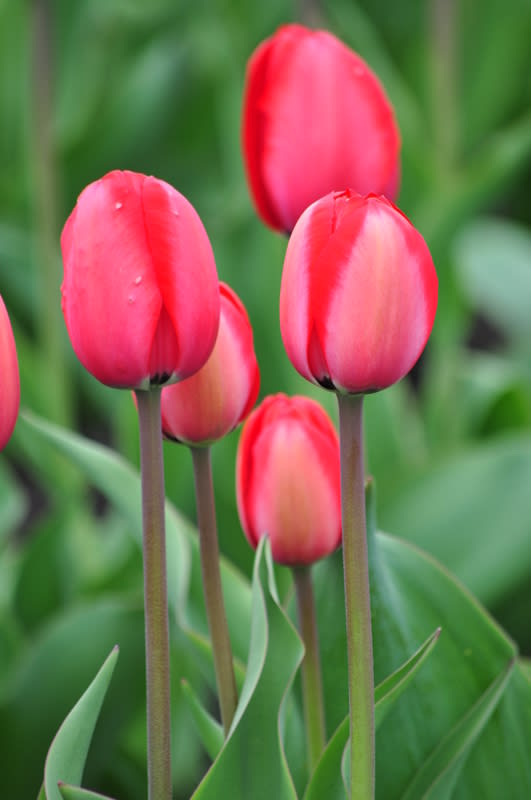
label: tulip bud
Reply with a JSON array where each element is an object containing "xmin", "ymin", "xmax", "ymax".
[
  {"xmin": 236, "ymin": 394, "xmax": 341, "ymax": 566},
  {"xmin": 160, "ymin": 282, "xmax": 259, "ymax": 445},
  {"xmin": 61, "ymin": 170, "xmax": 220, "ymax": 389},
  {"xmin": 242, "ymin": 24, "xmax": 400, "ymax": 234},
  {"xmin": 280, "ymin": 190, "xmax": 438, "ymax": 395},
  {"xmin": 0, "ymin": 296, "xmax": 20, "ymax": 450}
]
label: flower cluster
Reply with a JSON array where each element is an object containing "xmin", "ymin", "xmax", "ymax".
[{"xmin": 46, "ymin": 20, "xmax": 438, "ymax": 800}]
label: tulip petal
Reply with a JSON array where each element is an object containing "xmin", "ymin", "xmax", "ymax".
[
  {"xmin": 236, "ymin": 395, "xmax": 341, "ymax": 566},
  {"xmin": 0, "ymin": 297, "xmax": 20, "ymax": 450},
  {"xmin": 61, "ymin": 171, "xmax": 162, "ymax": 388},
  {"xmin": 141, "ymin": 177, "xmax": 220, "ymax": 382},
  {"xmin": 242, "ymin": 25, "xmax": 401, "ymax": 233}
]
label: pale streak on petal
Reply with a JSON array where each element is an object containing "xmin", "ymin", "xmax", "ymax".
[{"xmin": 324, "ymin": 203, "xmax": 429, "ymax": 392}]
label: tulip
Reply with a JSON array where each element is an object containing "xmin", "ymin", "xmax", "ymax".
[
  {"xmin": 280, "ymin": 190, "xmax": 438, "ymax": 395},
  {"xmin": 61, "ymin": 170, "xmax": 220, "ymax": 389},
  {"xmin": 161, "ymin": 282, "xmax": 259, "ymax": 445},
  {"xmin": 242, "ymin": 23, "xmax": 400, "ymax": 233},
  {"xmin": 236, "ymin": 394, "xmax": 341, "ymax": 566},
  {"xmin": 0, "ymin": 296, "xmax": 20, "ymax": 450}
]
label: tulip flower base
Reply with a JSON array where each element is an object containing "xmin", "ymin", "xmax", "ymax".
[{"xmin": 24, "ymin": 414, "xmax": 531, "ymax": 800}]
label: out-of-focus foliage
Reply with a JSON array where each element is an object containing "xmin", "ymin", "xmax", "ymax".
[{"xmin": 0, "ymin": 0, "xmax": 530, "ymax": 797}]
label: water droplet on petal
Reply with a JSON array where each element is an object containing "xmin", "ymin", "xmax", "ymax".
[
  {"xmin": 134, "ymin": 275, "xmax": 142, "ymax": 285},
  {"xmin": 128, "ymin": 295, "xmax": 134, "ymax": 304},
  {"xmin": 115, "ymin": 201, "xmax": 123, "ymax": 210}
]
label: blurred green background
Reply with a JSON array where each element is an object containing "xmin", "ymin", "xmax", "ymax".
[{"xmin": 1, "ymin": 0, "xmax": 530, "ymax": 797}]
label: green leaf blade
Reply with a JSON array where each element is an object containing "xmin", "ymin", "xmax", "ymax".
[{"xmin": 43, "ymin": 648, "xmax": 119, "ymax": 800}]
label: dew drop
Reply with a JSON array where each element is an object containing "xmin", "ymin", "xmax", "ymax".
[
  {"xmin": 128, "ymin": 295, "xmax": 135, "ymax": 305},
  {"xmin": 134, "ymin": 275, "xmax": 142, "ymax": 285},
  {"xmin": 115, "ymin": 201, "xmax": 123, "ymax": 210}
]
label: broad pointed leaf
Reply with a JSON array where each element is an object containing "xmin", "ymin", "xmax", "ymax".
[
  {"xmin": 41, "ymin": 648, "xmax": 118, "ymax": 800},
  {"xmin": 192, "ymin": 538, "xmax": 304, "ymax": 799},
  {"xmin": 181, "ymin": 680, "xmax": 224, "ymax": 761}
]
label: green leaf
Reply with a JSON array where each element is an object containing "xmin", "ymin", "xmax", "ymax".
[
  {"xmin": 372, "ymin": 533, "xmax": 518, "ymax": 798},
  {"xmin": 0, "ymin": 457, "xmax": 27, "ymax": 546},
  {"xmin": 58, "ymin": 784, "xmax": 117, "ymax": 799},
  {"xmin": 401, "ymin": 659, "xmax": 514, "ymax": 799},
  {"xmin": 455, "ymin": 661, "xmax": 531, "ymax": 796},
  {"xmin": 181, "ymin": 679, "xmax": 224, "ymax": 761},
  {"xmin": 374, "ymin": 626, "xmax": 441, "ymax": 729},
  {"xmin": 304, "ymin": 628, "xmax": 440, "ymax": 800},
  {"xmin": 19, "ymin": 412, "xmax": 253, "ymax": 669},
  {"xmin": 313, "ymin": 478, "xmax": 524, "ymax": 798},
  {"xmin": 380, "ymin": 434, "xmax": 531, "ymax": 607},
  {"xmin": 455, "ymin": 217, "xmax": 531, "ymax": 345},
  {"xmin": 303, "ymin": 716, "xmax": 348, "ymax": 800},
  {"xmin": 0, "ymin": 599, "xmax": 144, "ymax": 799},
  {"xmin": 191, "ymin": 538, "xmax": 304, "ymax": 799},
  {"xmin": 42, "ymin": 648, "xmax": 119, "ymax": 800}
]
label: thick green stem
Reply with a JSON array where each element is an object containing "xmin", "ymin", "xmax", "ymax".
[
  {"xmin": 293, "ymin": 565, "xmax": 326, "ymax": 773},
  {"xmin": 135, "ymin": 389, "xmax": 172, "ymax": 800},
  {"xmin": 191, "ymin": 445, "xmax": 238, "ymax": 736},
  {"xmin": 337, "ymin": 393, "xmax": 374, "ymax": 800}
]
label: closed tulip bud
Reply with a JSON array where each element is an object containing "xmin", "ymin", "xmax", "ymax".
[
  {"xmin": 242, "ymin": 24, "xmax": 400, "ymax": 234},
  {"xmin": 236, "ymin": 394, "xmax": 341, "ymax": 566},
  {"xmin": 160, "ymin": 282, "xmax": 259, "ymax": 445},
  {"xmin": 0, "ymin": 296, "xmax": 20, "ymax": 450},
  {"xmin": 280, "ymin": 190, "xmax": 438, "ymax": 395},
  {"xmin": 61, "ymin": 170, "xmax": 220, "ymax": 389}
]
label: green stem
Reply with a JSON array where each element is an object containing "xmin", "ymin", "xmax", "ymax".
[
  {"xmin": 337, "ymin": 393, "xmax": 374, "ymax": 800},
  {"xmin": 135, "ymin": 389, "xmax": 172, "ymax": 800},
  {"xmin": 293, "ymin": 565, "xmax": 326, "ymax": 773},
  {"xmin": 31, "ymin": 0, "xmax": 72, "ymax": 428},
  {"xmin": 430, "ymin": 0, "xmax": 458, "ymax": 173},
  {"xmin": 191, "ymin": 445, "xmax": 238, "ymax": 736}
]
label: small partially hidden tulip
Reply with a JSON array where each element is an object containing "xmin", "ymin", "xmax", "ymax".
[
  {"xmin": 161, "ymin": 282, "xmax": 260, "ymax": 445},
  {"xmin": 242, "ymin": 23, "xmax": 400, "ymax": 233},
  {"xmin": 0, "ymin": 296, "xmax": 20, "ymax": 450},
  {"xmin": 61, "ymin": 170, "xmax": 220, "ymax": 389},
  {"xmin": 236, "ymin": 394, "xmax": 341, "ymax": 566},
  {"xmin": 280, "ymin": 190, "xmax": 438, "ymax": 395}
]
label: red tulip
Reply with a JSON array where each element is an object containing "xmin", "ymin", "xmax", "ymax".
[
  {"xmin": 236, "ymin": 394, "xmax": 341, "ymax": 566},
  {"xmin": 161, "ymin": 282, "xmax": 259, "ymax": 445},
  {"xmin": 61, "ymin": 170, "xmax": 220, "ymax": 389},
  {"xmin": 242, "ymin": 23, "xmax": 400, "ymax": 234},
  {"xmin": 280, "ymin": 190, "xmax": 438, "ymax": 394},
  {"xmin": 0, "ymin": 296, "xmax": 20, "ymax": 450}
]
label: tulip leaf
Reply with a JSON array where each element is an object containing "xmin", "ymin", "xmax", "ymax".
[
  {"xmin": 374, "ymin": 626, "xmax": 442, "ymax": 726},
  {"xmin": 379, "ymin": 433, "xmax": 531, "ymax": 607},
  {"xmin": 313, "ymin": 479, "xmax": 529, "ymax": 798},
  {"xmin": 180, "ymin": 624, "xmax": 246, "ymax": 693},
  {"xmin": 304, "ymin": 627, "xmax": 441, "ymax": 800},
  {"xmin": 401, "ymin": 659, "xmax": 515, "ymax": 799},
  {"xmin": 41, "ymin": 647, "xmax": 118, "ymax": 800},
  {"xmin": 19, "ymin": 412, "xmax": 253, "ymax": 667},
  {"xmin": 181, "ymin": 679, "xmax": 224, "ymax": 761},
  {"xmin": 0, "ymin": 599, "xmax": 145, "ymax": 799},
  {"xmin": 191, "ymin": 537, "xmax": 304, "ymax": 799},
  {"xmin": 455, "ymin": 214, "xmax": 531, "ymax": 345},
  {"xmin": 58, "ymin": 785, "xmax": 117, "ymax": 800}
]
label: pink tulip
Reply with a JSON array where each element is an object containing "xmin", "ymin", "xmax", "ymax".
[
  {"xmin": 161, "ymin": 282, "xmax": 259, "ymax": 445},
  {"xmin": 0, "ymin": 296, "xmax": 20, "ymax": 450},
  {"xmin": 280, "ymin": 190, "xmax": 438, "ymax": 394},
  {"xmin": 61, "ymin": 170, "xmax": 220, "ymax": 389},
  {"xmin": 236, "ymin": 394, "xmax": 341, "ymax": 566},
  {"xmin": 242, "ymin": 24, "xmax": 400, "ymax": 234}
]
